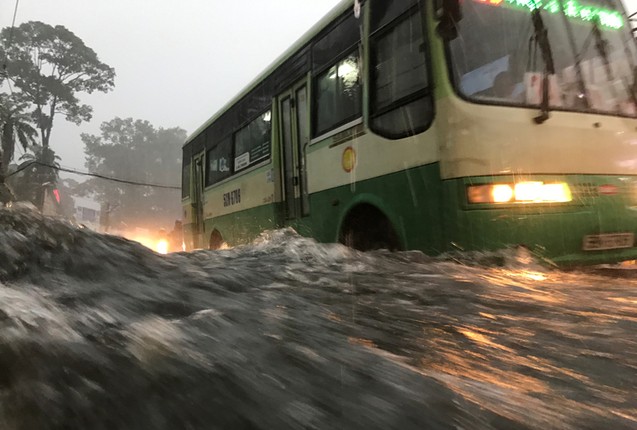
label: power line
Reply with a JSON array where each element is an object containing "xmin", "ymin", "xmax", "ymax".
[{"xmin": 7, "ymin": 160, "xmax": 181, "ymax": 190}]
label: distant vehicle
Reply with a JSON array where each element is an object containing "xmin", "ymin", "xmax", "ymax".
[{"xmin": 182, "ymin": 0, "xmax": 637, "ymax": 266}]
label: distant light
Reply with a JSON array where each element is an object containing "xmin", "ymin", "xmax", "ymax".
[
  {"xmin": 52, "ymin": 189, "xmax": 60, "ymax": 204},
  {"xmin": 156, "ymin": 239, "xmax": 168, "ymax": 254}
]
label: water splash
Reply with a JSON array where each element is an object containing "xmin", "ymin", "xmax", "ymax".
[{"xmin": 0, "ymin": 207, "xmax": 636, "ymax": 429}]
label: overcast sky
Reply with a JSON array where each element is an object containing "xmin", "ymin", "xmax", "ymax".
[
  {"xmin": 1, "ymin": 0, "xmax": 343, "ymax": 177},
  {"xmin": 1, "ymin": 0, "xmax": 636, "ymax": 180}
]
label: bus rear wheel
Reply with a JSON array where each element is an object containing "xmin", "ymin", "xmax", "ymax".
[
  {"xmin": 339, "ymin": 205, "xmax": 401, "ymax": 252},
  {"xmin": 209, "ymin": 229, "xmax": 224, "ymax": 250}
]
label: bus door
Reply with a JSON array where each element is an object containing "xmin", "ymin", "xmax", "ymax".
[
  {"xmin": 279, "ymin": 83, "xmax": 310, "ymax": 220},
  {"xmin": 192, "ymin": 153, "xmax": 205, "ymax": 248}
]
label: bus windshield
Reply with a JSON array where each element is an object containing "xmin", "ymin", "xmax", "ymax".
[{"xmin": 447, "ymin": 0, "xmax": 637, "ymax": 117}]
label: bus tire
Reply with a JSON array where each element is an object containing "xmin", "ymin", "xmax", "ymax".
[
  {"xmin": 339, "ymin": 204, "xmax": 402, "ymax": 252},
  {"xmin": 209, "ymin": 229, "xmax": 224, "ymax": 250}
]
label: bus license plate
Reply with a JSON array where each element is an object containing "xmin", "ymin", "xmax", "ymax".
[{"xmin": 582, "ymin": 233, "xmax": 635, "ymax": 251}]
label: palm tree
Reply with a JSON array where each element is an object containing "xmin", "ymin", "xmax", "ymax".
[{"xmin": 0, "ymin": 93, "xmax": 37, "ymax": 178}]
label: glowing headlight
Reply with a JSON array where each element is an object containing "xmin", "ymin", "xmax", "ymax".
[
  {"xmin": 536, "ymin": 183, "xmax": 572, "ymax": 202},
  {"xmin": 492, "ymin": 184, "xmax": 514, "ymax": 203},
  {"xmin": 514, "ymin": 181, "xmax": 544, "ymax": 201},
  {"xmin": 467, "ymin": 181, "xmax": 572, "ymax": 204}
]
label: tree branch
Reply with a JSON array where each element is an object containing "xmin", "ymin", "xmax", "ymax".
[{"xmin": 64, "ymin": 72, "xmax": 88, "ymax": 86}]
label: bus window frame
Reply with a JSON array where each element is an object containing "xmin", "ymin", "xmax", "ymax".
[
  {"xmin": 369, "ymin": 4, "xmax": 435, "ymax": 140},
  {"xmin": 312, "ymin": 10, "xmax": 360, "ymax": 73},
  {"xmin": 310, "ymin": 117, "xmax": 363, "ymax": 145}
]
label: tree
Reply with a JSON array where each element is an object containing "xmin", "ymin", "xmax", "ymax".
[
  {"xmin": 0, "ymin": 21, "xmax": 115, "ymax": 149},
  {"xmin": 8, "ymin": 145, "xmax": 60, "ymax": 208},
  {"xmin": 1, "ymin": 21, "xmax": 115, "ymax": 209},
  {"xmin": 81, "ymin": 118, "xmax": 185, "ymax": 230},
  {"xmin": 0, "ymin": 93, "xmax": 37, "ymax": 177},
  {"xmin": 0, "ymin": 93, "xmax": 37, "ymax": 203}
]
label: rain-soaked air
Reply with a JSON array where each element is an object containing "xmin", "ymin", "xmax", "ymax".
[
  {"xmin": 2, "ymin": 0, "xmax": 637, "ymax": 428},
  {"xmin": 1, "ymin": 207, "xmax": 636, "ymax": 429}
]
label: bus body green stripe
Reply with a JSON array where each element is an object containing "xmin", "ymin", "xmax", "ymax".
[{"xmin": 442, "ymin": 175, "xmax": 637, "ymax": 265}]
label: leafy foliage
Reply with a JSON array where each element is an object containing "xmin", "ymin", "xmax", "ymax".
[
  {"xmin": 81, "ymin": 118, "xmax": 185, "ymax": 230},
  {"xmin": 0, "ymin": 93, "xmax": 37, "ymax": 177},
  {"xmin": 1, "ymin": 20, "xmax": 115, "ymax": 209},
  {"xmin": 0, "ymin": 21, "xmax": 115, "ymax": 146},
  {"xmin": 7, "ymin": 145, "xmax": 60, "ymax": 208},
  {"xmin": 0, "ymin": 21, "xmax": 115, "ymax": 147}
]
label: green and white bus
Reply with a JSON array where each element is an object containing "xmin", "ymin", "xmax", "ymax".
[{"xmin": 182, "ymin": 0, "xmax": 637, "ymax": 266}]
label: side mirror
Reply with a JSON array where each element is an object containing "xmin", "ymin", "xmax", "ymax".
[{"xmin": 436, "ymin": 0, "xmax": 462, "ymax": 40}]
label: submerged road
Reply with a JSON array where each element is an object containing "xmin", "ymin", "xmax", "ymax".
[{"xmin": 0, "ymin": 207, "xmax": 636, "ymax": 429}]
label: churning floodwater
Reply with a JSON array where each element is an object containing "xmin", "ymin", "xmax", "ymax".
[{"xmin": 0, "ymin": 207, "xmax": 636, "ymax": 430}]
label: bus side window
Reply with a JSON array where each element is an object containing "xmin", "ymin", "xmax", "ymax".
[
  {"xmin": 312, "ymin": 12, "xmax": 361, "ymax": 138},
  {"xmin": 314, "ymin": 53, "xmax": 362, "ymax": 137},
  {"xmin": 370, "ymin": 7, "xmax": 433, "ymax": 139},
  {"xmin": 233, "ymin": 110, "xmax": 272, "ymax": 173},
  {"xmin": 205, "ymin": 136, "xmax": 232, "ymax": 186}
]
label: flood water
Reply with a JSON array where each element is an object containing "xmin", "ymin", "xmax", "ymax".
[{"xmin": 0, "ymin": 207, "xmax": 636, "ymax": 429}]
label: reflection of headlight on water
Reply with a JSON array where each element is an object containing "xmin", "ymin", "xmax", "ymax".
[
  {"xmin": 156, "ymin": 239, "xmax": 168, "ymax": 254},
  {"xmin": 521, "ymin": 271, "xmax": 547, "ymax": 282}
]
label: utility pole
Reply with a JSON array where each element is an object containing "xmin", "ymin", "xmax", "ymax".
[{"xmin": 100, "ymin": 202, "xmax": 111, "ymax": 233}]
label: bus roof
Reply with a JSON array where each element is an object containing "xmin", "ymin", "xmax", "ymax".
[{"xmin": 183, "ymin": 0, "xmax": 353, "ymax": 147}]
